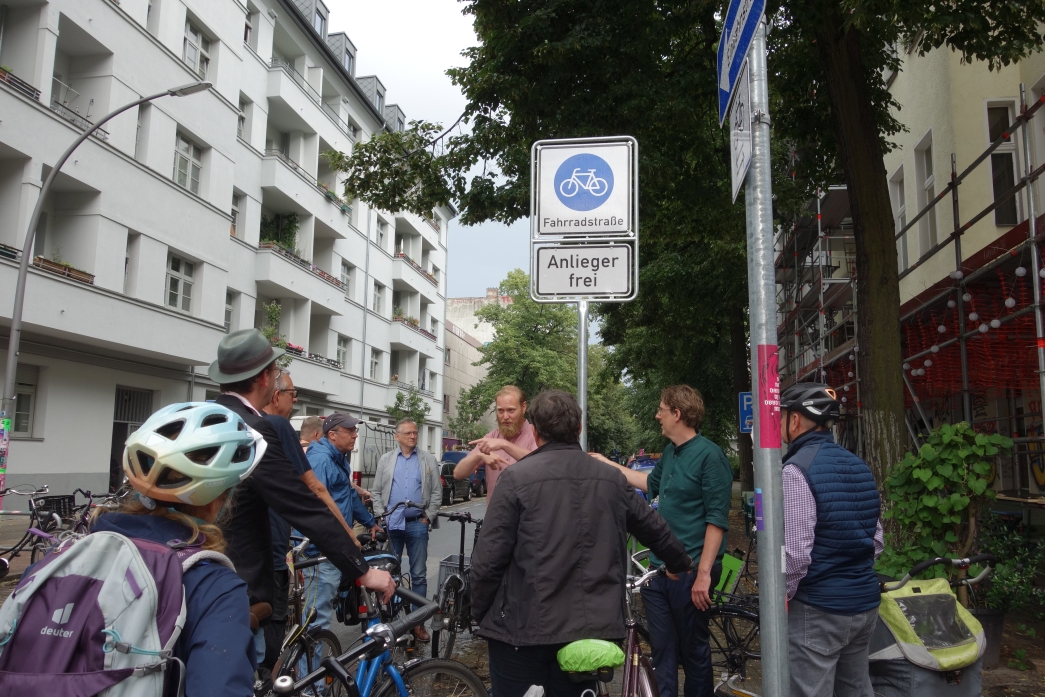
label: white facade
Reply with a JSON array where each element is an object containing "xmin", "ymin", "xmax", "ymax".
[
  {"xmin": 0, "ymin": 0, "xmax": 453, "ymax": 491},
  {"xmin": 442, "ymin": 319, "xmax": 495, "ymax": 446}
]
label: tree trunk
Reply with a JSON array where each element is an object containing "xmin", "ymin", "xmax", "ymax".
[
  {"xmin": 730, "ymin": 304, "xmax": 755, "ymax": 491},
  {"xmin": 812, "ymin": 1, "xmax": 907, "ymax": 484}
]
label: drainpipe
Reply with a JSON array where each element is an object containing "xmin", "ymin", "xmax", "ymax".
[{"xmin": 357, "ymin": 205, "xmax": 372, "ymax": 420}]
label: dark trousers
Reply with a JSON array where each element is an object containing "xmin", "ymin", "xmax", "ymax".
[
  {"xmin": 262, "ymin": 569, "xmax": 291, "ymax": 669},
  {"xmin": 488, "ymin": 638, "xmax": 597, "ymax": 697},
  {"xmin": 642, "ymin": 567, "xmax": 719, "ymax": 697}
]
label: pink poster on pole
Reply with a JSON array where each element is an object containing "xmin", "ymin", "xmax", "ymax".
[{"xmin": 757, "ymin": 344, "xmax": 781, "ymax": 448}]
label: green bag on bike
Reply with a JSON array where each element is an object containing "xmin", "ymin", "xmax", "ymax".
[{"xmin": 557, "ymin": 639, "xmax": 625, "ymax": 673}]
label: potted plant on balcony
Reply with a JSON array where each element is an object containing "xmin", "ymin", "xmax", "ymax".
[
  {"xmin": 393, "ymin": 306, "xmax": 404, "ymax": 321},
  {"xmin": 406, "ymin": 316, "xmax": 420, "ymax": 327}
]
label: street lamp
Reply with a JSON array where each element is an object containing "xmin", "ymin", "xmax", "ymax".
[{"xmin": 0, "ymin": 81, "xmax": 211, "ymax": 489}]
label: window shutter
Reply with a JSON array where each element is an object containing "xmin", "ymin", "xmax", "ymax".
[
  {"xmin": 114, "ymin": 387, "xmax": 154, "ymax": 423},
  {"xmin": 15, "ymin": 364, "xmax": 39, "ymax": 386}
]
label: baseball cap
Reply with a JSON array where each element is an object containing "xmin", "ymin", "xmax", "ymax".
[{"xmin": 323, "ymin": 412, "xmax": 360, "ymax": 434}]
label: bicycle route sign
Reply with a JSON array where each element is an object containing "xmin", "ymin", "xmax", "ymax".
[
  {"xmin": 717, "ymin": 0, "xmax": 765, "ymax": 124},
  {"xmin": 530, "ymin": 136, "xmax": 639, "ymax": 302}
]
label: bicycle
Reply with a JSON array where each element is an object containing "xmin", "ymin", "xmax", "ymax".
[
  {"xmin": 0, "ymin": 484, "xmax": 66, "ymax": 578},
  {"xmin": 272, "ymin": 586, "xmax": 488, "ymax": 697},
  {"xmin": 430, "ymin": 509, "xmax": 482, "ymax": 659},
  {"xmin": 559, "ymin": 168, "xmax": 609, "ymax": 197}
]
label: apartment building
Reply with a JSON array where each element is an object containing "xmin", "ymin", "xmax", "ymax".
[
  {"xmin": 0, "ymin": 0, "xmax": 453, "ymax": 492},
  {"xmin": 445, "ymin": 287, "xmax": 512, "ymax": 345},
  {"xmin": 442, "ymin": 318, "xmax": 494, "ymax": 448}
]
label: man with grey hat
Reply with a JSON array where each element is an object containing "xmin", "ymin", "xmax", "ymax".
[{"xmin": 210, "ymin": 329, "xmax": 395, "ymax": 616}]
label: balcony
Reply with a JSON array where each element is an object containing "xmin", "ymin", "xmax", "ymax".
[
  {"xmin": 262, "ymin": 150, "xmax": 352, "ymax": 224},
  {"xmin": 285, "ymin": 352, "xmax": 342, "ymax": 395},
  {"xmin": 33, "ymin": 256, "xmax": 95, "ymax": 285},
  {"xmin": 48, "ymin": 100, "xmax": 109, "ymax": 141},
  {"xmin": 269, "ymin": 58, "xmax": 356, "ymax": 141},
  {"xmin": 285, "ymin": 343, "xmax": 343, "ymax": 370},
  {"xmin": 392, "ymin": 255, "xmax": 440, "ymax": 304},
  {"xmin": 0, "ymin": 68, "xmax": 40, "ymax": 101},
  {"xmin": 390, "ymin": 317, "xmax": 438, "ymax": 358},
  {"xmin": 393, "ymin": 253, "xmax": 438, "ymax": 287},
  {"xmin": 255, "ymin": 243, "xmax": 344, "ymax": 315}
]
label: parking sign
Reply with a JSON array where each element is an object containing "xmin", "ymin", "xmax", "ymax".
[{"xmin": 739, "ymin": 391, "xmax": 753, "ymax": 434}]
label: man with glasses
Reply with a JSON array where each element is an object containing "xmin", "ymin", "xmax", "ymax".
[
  {"xmin": 295, "ymin": 413, "xmax": 380, "ymax": 670},
  {"xmin": 373, "ymin": 418, "xmax": 442, "ymax": 642}
]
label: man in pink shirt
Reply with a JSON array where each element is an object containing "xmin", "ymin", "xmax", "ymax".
[{"xmin": 453, "ymin": 385, "xmax": 538, "ymax": 499}]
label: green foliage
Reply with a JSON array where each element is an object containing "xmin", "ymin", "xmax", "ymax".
[
  {"xmin": 260, "ymin": 301, "xmax": 292, "ymax": 368},
  {"xmin": 260, "ymin": 212, "xmax": 300, "ymax": 253},
  {"xmin": 877, "ymin": 422, "xmax": 1011, "ymax": 579},
  {"xmin": 586, "ymin": 344, "xmax": 639, "ymax": 456},
  {"xmin": 1009, "ymin": 648, "xmax": 1030, "ymax": 671},
  {"xmin": 973, "ymin": 513, "xmax": 1045, "ymax": 613},
  {"xmin": 447, "ymin": 392, "xmax": 489, "ymax": 444},
  {"xmin": 386, "ymin": 386, "xmax": 432, "ymax": 426}
]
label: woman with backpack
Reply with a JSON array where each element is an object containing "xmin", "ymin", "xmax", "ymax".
[{"xmin": 0, "ymin": 402, "xmax": 264, "ymax": 696}]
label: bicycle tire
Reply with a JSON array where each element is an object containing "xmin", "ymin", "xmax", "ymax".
[
  {"xmin": 431, "ymin": 582, "xmax": 461, "ymax": 659},
  {"xmin": 707, "ymin": 605, "xmax": 761, "ymax": 697},
  {"xmin": 559, "ymin": 179, "xmax": 580, "ymax": 197},
  {"xmin": 374, "ymin": 658, "xmax": 487, "ymax": 697},
  {"xmin": 272, "ymin": 628, "xmax": 345, "ymax": 697}
]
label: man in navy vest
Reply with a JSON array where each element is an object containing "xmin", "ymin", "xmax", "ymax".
[{"xmin": 780, "ymin": 382, "xmax": 884, "ymax": 697}]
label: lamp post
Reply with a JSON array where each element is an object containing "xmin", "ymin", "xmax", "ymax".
[{"xmin": 0, "ymin": 81, "xmax": 211, "ymax": 492}]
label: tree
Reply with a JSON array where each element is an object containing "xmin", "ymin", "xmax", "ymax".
[
  {"xmin": 447, "ymin": 396, "xmax": 489, "ymax": 444},
  {"xmin": 260, "ymin": 300, "xmax": 292, "ymax": 368},
  {"xmin": 386, "ymin": 386, "xmax": 432, "ymax": 426},
  {"xmin": 586, "ymin": 344, "xmax": 639, "ymax": 456}
]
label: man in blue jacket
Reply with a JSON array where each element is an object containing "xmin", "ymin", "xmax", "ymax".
[
  {"xmin": 297, "ymin": 413, "xmax": 379, "ymax": 644},
  {"xmin": 780, "ymin": 382, "xmax": 884, "ymax": 697}
]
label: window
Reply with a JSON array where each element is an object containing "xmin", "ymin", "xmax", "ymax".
[
  {"xmin": 443, "ymin": 394, "xmax": 450, "ymax": 411},
  {"xmin": 376, "ymin": 220, "xmax": 388, "ymax": 248},
  {"xmin": 231, "ymin": 195, "xmax": 241, "ymax": 236},
  {"xmin": 397, "ymin": 118, "xmax": 404, "ymax": 132},
  {"xmin": 892, "ymin": 171, "xmax": 909, "ymax": 272},
  {"xmin": 223, "ymin": 291, "xmax": 235, "ymax": 332},
  {"xmin": 444, "ymin": 347, "xmax": 451, "ymax": 365},
  {"xmin": 173, "ymin": 134, "xmax": 202, "ymax": 194},
  {"xmin": 237, "ymin": 99, "xmax": 247, "ymax": 139},
  {"xmin": 166, "ymin": 254, "xmax": 194, "ymax": 313},
  {"xmin": 427, "ymin": 426, "xmax": 435, "ymax": 453},
  {"xmin": 183, "ymin": 21, "xmax": 210, "ymax": 79},
  {"xmin": 375, "ymin": 92, "xmax": 384, "ymax": 112},
  {"xmin": 243, "ymin": 13, "xmax": 253, "ymax": 44},
  {"xmin": 343, "ymin": 51, "xmax": 353, "ymax": 73},
  {"xmin": 337, "ymin": 335, "xmax": 350, "ymax": 367},
  {"xmin": 135, "ymin": 106, "xmax": 144, "ymax": 160},
  {"xmin": 916, "ymin": 138, "xmax": 938, "ymax": 255},
  {"xmin": 313, "ymin": 10, "xmax": 325, "ymax": 35},
  {"xmin": 988, "ymin": 106, "xmax": 1019, "ymax": 226},
  {"xmin": 430, "ymin": 317, "xmax": 438, "ymax": 335},
  {"xmin": 12, "ymin": 364, "xmax": 38, "ymax": 436},
  {"xmin": 341, "ymin": 261, "xmax": 354, "ymax": 297},
  {"xmin": 369, "ymin": 349, "xmax": 381, "ymax": 380},
  {"xmin": 372, "ymin": 282, "xmax": 383, "ymax": 313}
]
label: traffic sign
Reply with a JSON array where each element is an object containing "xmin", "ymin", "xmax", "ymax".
[
  {"xmin": 730, "ymin": 59, "xmax": 751, "ymax": 202},
  {"xmin": 717, "ymin": 0, "xmax": 766, "ymax": 124},
  {"xmin": 533, "ymin": 243, "xmax": 633, "ymax": 300},
  {"xmin": 532, "ymin": 137, "xmax": 637, "ymax": 239},
  {"xmin": 739, "ymin": 391, "xmax": 753, "ymax": 434}
]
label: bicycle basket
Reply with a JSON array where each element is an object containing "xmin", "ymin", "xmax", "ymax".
[
  {"xmin": 438, "ymin": 554, "xmax": 471, "ymax": 590},
  {"xmin": 33, "ymin": 495, "xmax": 76, "ymax": 521},
  {"xmin": 335, "ymin": 578, "xmax": 364, "ymax": 626}
]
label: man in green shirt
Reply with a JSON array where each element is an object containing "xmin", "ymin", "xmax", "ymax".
[{"xmin": 594, "ymin": 385, "xmax": 733, "ymax": 697}]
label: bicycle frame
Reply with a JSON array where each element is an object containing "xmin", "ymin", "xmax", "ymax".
[{"xmin": 614, "ymin": 568, "xmax": 659, "ymax": 697}]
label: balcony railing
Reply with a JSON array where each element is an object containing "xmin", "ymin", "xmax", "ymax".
[
  {"xmin": 32, "ymin": 256, "xmax": 95, "ymax": 285},
  {"xmin": 317, "ymin": 182, "xmax": 352, "ymax": 216},
  {"xmin": 264, "ymin": 148, "xmax": 306, "ymax": 175},
  {"xmin": 423, "ymin": 215, "xmax": 440, "ymax": 234},
  {"xmin": 270, "ymin": 57, "xmax": 355, "ymax": 141},
  {"xmin": 285, "ymin": 344, "xmax": 343, "ymax": 370},
  {"xmin": 49, "ymin": 100, "xmax": 109, "ymax": 140},
  {"xmin": 393, "ymin": 253, "xmax": 438, "ymax": 287},
  {"xmin": 393, "ymin": 316, "xmax": 438, "ymax": 341},
  {"xmin": 260, "ymin": 241, "xmax": 346, "ymax": 291},
  {"xmin": 391, "ymin": 379, "xmax": 435, "ymax": 397},
  {"xmin": 0, "ymin": 69, "xmax": 40, "ymax": 101}
]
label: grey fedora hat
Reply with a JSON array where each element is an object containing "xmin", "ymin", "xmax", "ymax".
[{"xmin": 208, "ymin": 328, "xmax": 286, "ymax": 383}]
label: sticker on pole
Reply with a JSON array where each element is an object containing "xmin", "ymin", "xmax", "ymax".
[
  {"xmin": 757, "ymin": 344, "xmax": 780, "ymax": 448},
  {"xmin": 532, "ymin": 138, "xmax": 636, "ymax": 238}
]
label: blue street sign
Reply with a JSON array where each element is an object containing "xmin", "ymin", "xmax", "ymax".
[
  {"xmin": 717, "ymin": 0, "xmax": 766, "ymax": 124},
  {"xmin": 739, "ymin": 391, "xmax": 753, "ymax": 434}
]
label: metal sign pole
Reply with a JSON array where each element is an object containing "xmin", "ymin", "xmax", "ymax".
[
  {"xmin": 578, "ymin": 300, "xmax": 589, "ymax": 450},
  {"xmin": 744, "ymin": 19, "xmax": 789, "ymax": 696}
]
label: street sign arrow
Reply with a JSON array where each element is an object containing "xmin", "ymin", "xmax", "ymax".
[{"xmin": 717, "ymin": 0, "xmax": 766, "ymax": 124}]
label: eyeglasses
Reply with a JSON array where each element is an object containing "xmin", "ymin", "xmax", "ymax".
[
  {"xmin": 278, "ymin": 389, "xmax": 298, "ymax": 398},
  {"xmin": 399, "ymin": 431, "xmax": 419, "ymax": 437}
]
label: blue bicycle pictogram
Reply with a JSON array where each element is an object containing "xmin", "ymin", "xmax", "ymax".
[{"xmin": 554, "ymin": 153, "xmax": 614, "ymax": 211}]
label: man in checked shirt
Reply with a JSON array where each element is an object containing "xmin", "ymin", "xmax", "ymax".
[{"xmin": 779, "ymin": 382, "xmax": 884, "ymax": 697}]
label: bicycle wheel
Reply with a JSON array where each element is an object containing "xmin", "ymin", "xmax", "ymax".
[
  {"xmin": 375, "ymin": 658, "xmax": 487, "ymax": 697},
  {"xmin": 559, "ymin": 178, "xmax": 580, "ymax": 197},
  {"xmin": 273, "ymin": 629, "xmax": 346, "ymax": 697},
  {"xmin": 708, "ymin": 605, "xmax": 761, "ymax": 697},
  {"xmin": 431, "ymin": 583, "xmax": 460, "ymax": 659}
]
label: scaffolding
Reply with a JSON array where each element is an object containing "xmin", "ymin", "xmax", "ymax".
[{"xmin": 777, "ymin": 85, "xmax": 1045, "ymax": 505}]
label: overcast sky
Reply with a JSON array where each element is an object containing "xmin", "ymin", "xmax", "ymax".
[{"xmin": 326, "ymin": 0, "xmax": 529, "ymax": 299}]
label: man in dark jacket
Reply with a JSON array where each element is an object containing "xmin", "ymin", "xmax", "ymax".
[
  {"xmin": 208, "ymin": 329, "xmax": 395, "ymax": 614},
  {"xmin": 470, "ymin": 390, "xmax": 692, "ymax": 697}
]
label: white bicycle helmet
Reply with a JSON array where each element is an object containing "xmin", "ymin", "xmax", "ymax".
[{"xmin": 123, "ymin": 402, "xmax": 266, "ymax": 506}]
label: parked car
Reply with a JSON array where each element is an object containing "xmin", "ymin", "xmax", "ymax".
[
  {"xmin": 440, "ymin": 450, "xmax": 488, "ymax": 498},
  {"xmin": 630, "ymin": 457, "xmax": 659, "ymax": 508},
  {"xmin": 440, "ymin": 460, "xmax": 472, "ymax": 505}
]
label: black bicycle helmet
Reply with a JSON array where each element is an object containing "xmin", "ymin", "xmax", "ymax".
[{"xmin": 779, "ymin": 382, "xmax": 840, "ymax": 426}]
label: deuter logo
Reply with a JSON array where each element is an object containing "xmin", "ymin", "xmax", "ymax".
[{"xmin": 41, "ymin": 602, "xmax": 75, "ymax": 638}]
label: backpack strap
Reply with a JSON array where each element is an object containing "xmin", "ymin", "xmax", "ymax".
[{"xmin": 168, "ymin": 539, "xmax": 236, "ymax": 572}]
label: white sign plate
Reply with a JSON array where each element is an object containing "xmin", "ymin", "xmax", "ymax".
[
  {"xmin": 534, "ymin": 244, "xmax": 632, "ymax": 298},
  {"xmin": 533, "ymin": 139, "xmax": 635, "ymax": 237},
  {"xmin": 730, "ymin": 59, "xmax": 751, "ymax": 203}
]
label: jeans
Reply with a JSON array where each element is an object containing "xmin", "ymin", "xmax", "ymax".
[
  {"xmin": 642, "ymin": 567, "xmax": 719, "ymax": 697},
  {"xmin": 788, "ymin": 598, "xmax": 878, "ymax": 697},
  {"xmin": 487, "ymin": 638, "xmax": 596, "ymax": 697},
  {"xmin": 389, "ymin": 519, "xmax": 430, "ymax": 611},
  {"xmin": 297, "ymin": 559, "xmax": 341, "ymax": 684}
]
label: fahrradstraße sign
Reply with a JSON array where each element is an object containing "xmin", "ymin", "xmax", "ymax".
[
  {"xmin": 717, "ymin": 0, "xmax": 766, "ymax": 124},
  {"xmin": 532, "ymin": 136, "xmax": 637, "ymax": 239}
]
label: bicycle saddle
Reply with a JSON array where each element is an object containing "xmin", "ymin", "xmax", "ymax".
[
  {"xmin": 358, "ymin": 530, "xmax": 388, "ymax": 545},
  {"xmin": 557, "ymin": 639, "xmax": 624, "ymax": 683}
]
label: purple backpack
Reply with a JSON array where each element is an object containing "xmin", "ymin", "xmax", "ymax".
[{"xmin": 0, "ymin": 530, "xmax": 233, "ymax": 696}]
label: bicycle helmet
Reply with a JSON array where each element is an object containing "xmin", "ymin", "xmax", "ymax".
[
  {"xmin": 779, "ymin": 382, "xmax": 840, "ymax": 426},
  {"xmin": 123, "ymin": 402, "xmax": 266, "ymax": 506}
]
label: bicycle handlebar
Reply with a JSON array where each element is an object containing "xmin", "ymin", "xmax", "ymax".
[
  {"xmin": 0, "ymin": 485, "xmax": 49, "ymax": 497},
  {"xmin": 436, "ymin": 510, "xmax": 482, "ymax": 524},
  {"xmin": 627, "ymin": 567, "xmax": 664, "ymax": 591},
  {"xmin": 882, "ymin": 554, "xmax": 998, "ymax": 592}
]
